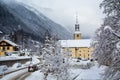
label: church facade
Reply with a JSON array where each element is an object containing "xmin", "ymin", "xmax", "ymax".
[{"xmin": 60, "ymin": 16, "xmax": 93, "ymax": 60}]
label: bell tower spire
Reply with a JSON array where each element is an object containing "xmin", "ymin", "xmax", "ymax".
[
  {"xmin": 75, "ymin": 12, "xmax": 80, "ymax": 31},
  {"xmin": 76, "ymin": 12, "xmax": 78, "ymax": 24},
  {"xmin": 74, "ymin": 12, "xmax": 82, "ymax": 40}
]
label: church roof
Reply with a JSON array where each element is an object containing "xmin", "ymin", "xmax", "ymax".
[
  {"xmin": 0, "ymin": 39, "xmax": 18, "ymax": 46},
  {"xmin": 74, "ymin": 31, "xmax": 81, "ymax": 34},
  {"xmin": 60, "ymin": 39, "xmax": 92, "ymax": 48}
]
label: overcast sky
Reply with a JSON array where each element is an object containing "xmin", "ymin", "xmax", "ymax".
[{"xmin": 17, "ymin": 0, "xmax": 105, "ymax": 37}]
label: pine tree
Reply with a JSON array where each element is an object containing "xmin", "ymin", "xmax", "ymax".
[{"xmin": 41, "ymin": 35, "xmax": 69, "ymax": 80}]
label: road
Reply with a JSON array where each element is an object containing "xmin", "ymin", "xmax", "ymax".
[
  {"xmin": 72, "ymin": 71, "xmax": 82, "ymax": 80},
  {"xmin": 1, "ymin": 63, "xmax": 41, "ymax": 80},
  {"xmin": 9, "ymin": 71, "xmax": 31, "ymax": 80},
  {"xmin": 1, "ymin": 68, "xmax": 32, "ymax": 80}
]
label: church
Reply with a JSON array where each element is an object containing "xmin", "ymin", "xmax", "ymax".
[{"xmin": 60, "ymin": 16, "xmax": 93, "ymax": 60}]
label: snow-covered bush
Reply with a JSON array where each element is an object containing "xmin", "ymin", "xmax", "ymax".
[
  {"xmin": 70, "ymin": 61, "xmax": 94, "ymax": 69},
  {"xmin": 0, "ymin": 65, "xmax": 8, "ymax": 72},
  {"xmin": 12, "ymin": 63, "xmax": 22, "ymax": 68}
]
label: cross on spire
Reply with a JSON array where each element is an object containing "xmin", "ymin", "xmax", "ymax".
[{"xmin": 76, "ymin": 12, "xmax": 78, "ymax": 24}]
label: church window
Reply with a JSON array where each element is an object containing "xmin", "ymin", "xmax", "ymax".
[
  {"xmin": 79, "ymin": 54, "xmax": 81, "ymax": 56},
  {"xmin": 77, "ymin": 34, "xmax": 79, "ymax": 37},
  {"xmin": 75, "ymin": 48, "xmax": 78, "ymax": 50},
  {"xmin": 88, "ymin": 54, "xmax": 89, "ymax": 56}
]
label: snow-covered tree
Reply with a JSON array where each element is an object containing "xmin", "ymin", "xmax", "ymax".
[
  {"xmin": 41, "ymin": 35, "xmax": 53, "ymax": 80},
  {"xmin": 93, "ymin": 0, "xmax": 120, "ymax": 79},
  {"xmin": 41, "ymin": 35, "xmax": 69, "ymax": 80},
  {"xmin": 53, "ymin": 41, "xmax": 69, "ymax": 80}
]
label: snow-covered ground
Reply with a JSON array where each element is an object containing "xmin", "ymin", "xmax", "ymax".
[
  {"xmin": 0, "ymin": 64, "xmax": 26, "ymax": 75},
  {"xmin": 0, "ymin": 56, "xmax": 40, "ymax": 77},
  {"xmin": 26, "ymin": 60, "xmax": 106, "ymax": 80},
  {"xmin": 70, "ymin": 65, "xmax": 105, "ymax": 80},
  {"xmin": 1, "ymin": 68, "xmax": 28, "ymax": 80},
  {"xmin": 0, "ymin": 56, "xmax": 32, "ymax": 75},
  {"xmin": 1, "ymin": 57, "xmax": 106, "ymax": 80},
  {"xmin": 0, "ymin": 56, "xmax": 31, "ymax": 61}
]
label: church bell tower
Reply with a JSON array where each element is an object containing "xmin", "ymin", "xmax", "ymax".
[{"xmin": 74, "ymin": 13, "xmax": 82, "ymax": 40}]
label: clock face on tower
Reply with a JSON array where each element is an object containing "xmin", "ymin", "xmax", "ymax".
[{"xmin": 74, "ymin": 33, "xmax": 81, "ymax": 40}]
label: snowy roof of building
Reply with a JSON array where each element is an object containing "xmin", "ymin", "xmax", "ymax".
[
  {"xmin": 0, "ymin": 39, "xmax": 18, "ymax": 46},
  {"xmin": 74, "ymin": 31, "xmax": 81, "ymax": 34},
  {"xmin": 60, "ymin": 39, "xmax": 92, "ymax": 48}
]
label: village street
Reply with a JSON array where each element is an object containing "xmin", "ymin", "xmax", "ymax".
[{"xmin": 1, "ymin": 58, "xmax": 105, "ymax": 80}]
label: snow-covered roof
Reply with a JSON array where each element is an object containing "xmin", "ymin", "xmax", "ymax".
[
  {"xmin": 0, "ymin": 39, "xmax": 18, "ymax": 46},
  {"xmin": 74, "ymin": 31, "xmax": 81, "ymax": 34},
  {"xmin": 60, "ymin": 39, "xmax": 91, "ymax": 48}
]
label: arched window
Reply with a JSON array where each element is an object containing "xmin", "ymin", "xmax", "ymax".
[{"xmin": 77, "ymin": 34, "xmax": 79, "ymax": 37}]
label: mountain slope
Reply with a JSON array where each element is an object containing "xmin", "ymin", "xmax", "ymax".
[{"xmin": 0, "ymin": 0, "xmax": 72, "ymax": 42}]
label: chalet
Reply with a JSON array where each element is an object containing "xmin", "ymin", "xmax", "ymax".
[{"xmin": 0, "ymin": 39, "xmax": 19, "ymax": 56}]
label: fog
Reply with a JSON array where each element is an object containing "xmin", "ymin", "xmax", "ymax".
[{"xmin": 16, "ymin": 0, "xmax": 105, "ymax": 37}]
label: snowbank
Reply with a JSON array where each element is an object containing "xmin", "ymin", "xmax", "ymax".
[
  {"xmin": 0, "ymin": 56, "xmax": 40, "ymax": 77},
  {"xmin": 25, "ymin": 61, "xmax": 105, "ymax": 80},
  {"xmin": 0, "ymin": 56, "xmax": 31, "ymax": 61}
]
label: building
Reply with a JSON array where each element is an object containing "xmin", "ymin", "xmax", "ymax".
[
  {"xmin": 60, "ymin": 15, "xmax": 93, "ymax": 60},
  {"xmin": 0, "ymin": 39, "xmax": 19, "ymax": 56}
]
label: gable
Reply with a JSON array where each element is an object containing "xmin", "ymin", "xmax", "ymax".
[
  {"xmin": 0, "ymin": 39, "xmax": 18, "ymax": 46},
  {"xmin": 0, "ymin": 41, "xmax": 13, "ymax": 46}
]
